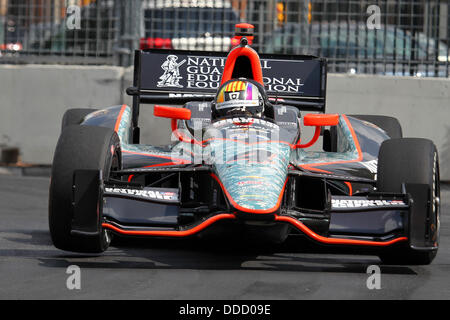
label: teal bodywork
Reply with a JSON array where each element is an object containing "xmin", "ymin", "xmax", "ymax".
[
  {"xmin": 206, "ymin": 136, "xmax": 291, "ymax": 212},
  {"xmin": 84, "ymin": 105, "xmax": 373, "ymax": 213}
]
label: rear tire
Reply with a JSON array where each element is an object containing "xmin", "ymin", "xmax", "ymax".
[
  {"xmin": 323, "ymin": 115, "xmax": 402, "ymax": 152},
  {"xmin": 61, "ymin": 108, "xmax": 97, "ymax": 131},
  {"xmin": 49, "ymin": 125, "xmax": 121, "ymax": 253},
  {"xmin": 377, "ymin": 138, "xmax": 440, "ymax": 265}
]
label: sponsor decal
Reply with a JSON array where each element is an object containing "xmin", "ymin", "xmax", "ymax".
[
  {"xmin": 263, "ymin": 77, "xmax": 304, "ymax": 93},
  {"xmin": 185, "ymin": 56, "xmax": 304, "ymax": 93},
  {"xmin": 144, "ymin": 53, "xmax": 320, "ymax": 95},
  {"xmin": 157, "ymin": 55, "xmax": 186, "ymax": 88},
  {"xmin": 237, "ymin": 180, "xmax": 268, "ymax": 186},
  {"xmin": 332, "ymin": 198, "xmax": 406, "ymax": 209},
  {"xmin": 277, "ymin": 121, "xmax": 298, "ymax": 127},
  {"xmin": 216, "ymin": 100, "xmax": 259, "ymax": 109},
  {"xmin": 229, "ymin": 92, "xmax": 240, "ymax": 100},
  {"xmin": 169, "ymin": 93, "xmax": 212, "ymax": 98},
  {"xmin": 105, "ymin": 187, "xmax": 178, "ymax": 201},
  {"xmin": 213, "ymin": 117, "xmax": 279, "ymax": 129}
]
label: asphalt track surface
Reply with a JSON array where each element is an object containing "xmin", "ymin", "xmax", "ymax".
[{"xmin": 1, "ymin": 174, "xmax": 450, "ymax": 300}]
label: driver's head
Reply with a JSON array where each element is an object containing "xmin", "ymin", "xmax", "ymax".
[{"xmin": 212, "ymin": 79, "xmax": 268, "ymax": 120}]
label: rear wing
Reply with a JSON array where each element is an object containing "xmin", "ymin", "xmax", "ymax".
[{"xmin": 127, "ymin": 49, "xmax": 327, "ymax": 142}]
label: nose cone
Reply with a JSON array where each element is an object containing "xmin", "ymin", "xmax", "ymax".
[{"xmin": 211, "ymin": 142, "xmax": 291, "ymax": 213}]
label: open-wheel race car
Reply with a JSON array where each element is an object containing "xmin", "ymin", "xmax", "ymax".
[{"xmin": 49, "ymin": 24, "xmax": 440, "ymax": 265}]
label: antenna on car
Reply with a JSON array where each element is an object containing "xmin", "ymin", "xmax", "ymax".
[{"xmin": 232, "ymin": 23, "xmax": 255, "ymax": 47}]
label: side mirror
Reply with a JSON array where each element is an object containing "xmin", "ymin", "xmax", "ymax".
[
  {"xmin": 154, "ymin": 105, "xmax": 191, "ymax": 120},
  {"xmin": 295, "ymin": 114, "xmax": 339, "ymax": 149},
  {"xmin": 304, "ymin": 114, "xmax": 339, "ymax": 127}
]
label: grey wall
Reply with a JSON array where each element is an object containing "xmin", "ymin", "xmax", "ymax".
[
  {"xmin": 0, "ymin": 65, "xmax": 124, "ymax": 164},
  {"xmin": 1, "ymin": 65, "xmax": 449, "ymax": 180},
  {"xmin": 326, "ymin": 74, "xmax": 450, "ymax": 180}
]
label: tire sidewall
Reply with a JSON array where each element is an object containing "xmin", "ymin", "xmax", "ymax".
[
  {"xmin": 49, "ymin": 125, "xmax": 121, "ymax": 253},
  {"xmin": 377, "ymin": 138, "xmax": 440, "ymax": 264}
]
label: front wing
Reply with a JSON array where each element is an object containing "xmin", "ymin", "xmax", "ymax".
[{"xmin": 67, "ymin": 168, "xmax": 435, "ymax": 251}]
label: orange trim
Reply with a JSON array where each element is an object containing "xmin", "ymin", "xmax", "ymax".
[
  {"xmin": 275, "ymin": 215, "xmax": 408, "ymax": 247},
  {"xmin": 236, "ymin": 23, "xmax": 255, "ymax": 30},
  {"xmin": 344, "ymin": 181, "xmax": 353, "ymax": 196},
  {"xmin": 102, "ymin": 213, "xmax": 408, "ymax": 247},
  {"xmin": 221, "ymin": 46, "xmax": 264, "ymax": 85},
  {"xmin": 295, "ymin": 126, "xmax": 321, "ymax": 149},
  {"xmin": 211, "ymin": 173, "xmax": 287, "ymax": 214},
  {"xmin": 297, "ymin": 115, "xmax": 363, "ymax": 171},
  {"xmin": 154, "ymin": 105, "xmax": 191, "ymax": 120},
  {"xmin": 102, "ymin": 213, "xmax": 236, "ymax": 237},
  {"xmin": 299, "ymin": 166, "xmax": 333, "ymax": 174},
  {"xmin": 114, "ymin": 105, "xmax": 127, "ymax": 133},
  {"xmin": 304, "ymin": 114, "xmax": 339, "ymax": 127}
]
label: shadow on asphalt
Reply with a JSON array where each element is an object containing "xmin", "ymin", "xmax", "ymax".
[{"xmin": 26, "ymin": 235, "xmax": 418, "ymax": 275}]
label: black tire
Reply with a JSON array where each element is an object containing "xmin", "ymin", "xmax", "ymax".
[
  {"xmin": 349, "ymin": 115, "xmax": 403, "ymax": 139},
  {"xmin": 61, "ymin": 108, "xmax": 97, "ymax": 131},
  {"xmin": 377, "ymin": 138, "xmax": 440, "ymax": 265},
  {"xmin": 49, "ymin": 125, "xmax": 121, "ymax": 253}
]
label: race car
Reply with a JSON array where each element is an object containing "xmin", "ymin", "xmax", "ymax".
[{"xmin": 49, "ymin": 24, "xmax": 440, "ymax": 265}]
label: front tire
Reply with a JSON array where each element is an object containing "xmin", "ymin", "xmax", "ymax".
[
  {"xmin": 49, "ymin": 125, "xmax": 121, "ymax": 253},
  {"xmin": 377, "ymin": 138, "xmax": 440, "ymax": 265},
  {"xmin": 61, "ymin": 108, "xmax": 97, "ymax": 131}
]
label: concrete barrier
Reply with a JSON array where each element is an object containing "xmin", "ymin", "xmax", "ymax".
[
  {"xmin": 1, "ymin": 65, "xmax": 449, "ymax": 180},
  {"xmin": 0, "ymin": 64, "xmax": 124, "ymax": 164},
  {"xmin": 326, "ymin": 74, "xmax": 450, "ymax": 180}
]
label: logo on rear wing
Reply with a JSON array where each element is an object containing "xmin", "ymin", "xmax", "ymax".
[
  {"xmin": 157, "ymin": 55, "xmax": 187, "ymax": 88},
  {"xmin": 137, "ymin": 50, "xmax": 326, "ymax": 100}
]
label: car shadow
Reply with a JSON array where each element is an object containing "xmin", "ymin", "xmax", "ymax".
[{"xmin": 33, "ymin": 235, "xmax": 417, "ymax": 275}]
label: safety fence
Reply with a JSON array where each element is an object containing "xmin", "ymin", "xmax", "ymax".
[{"xmin": 0, "ymin": 0, "xmax": 448, "ymax": 77}]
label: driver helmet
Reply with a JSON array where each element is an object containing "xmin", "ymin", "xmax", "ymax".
[{"xmin": 213, "ymin": 79, "xmax": 266, "ymax": 120}]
